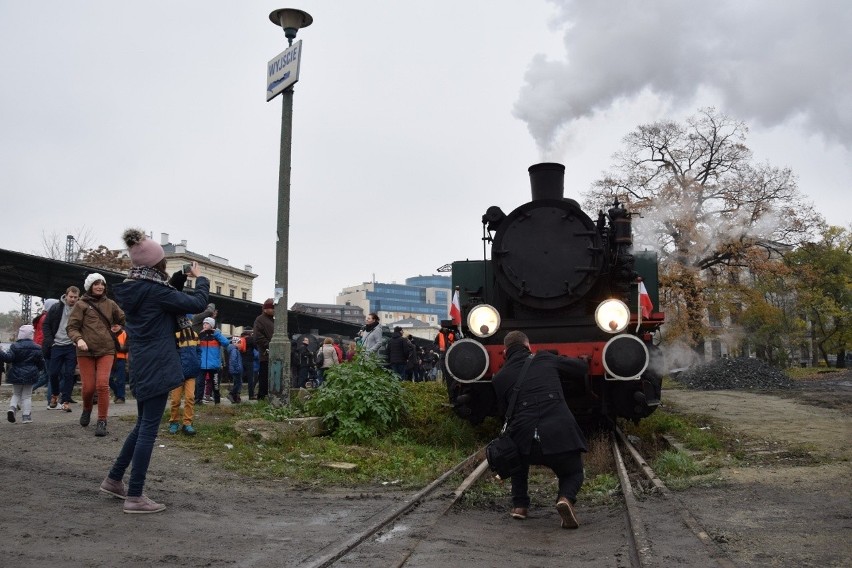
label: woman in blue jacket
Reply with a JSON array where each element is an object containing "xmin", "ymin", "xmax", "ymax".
[{"xmin": 99, "ymin": 229, "xmax": 209, "ymax": 514}]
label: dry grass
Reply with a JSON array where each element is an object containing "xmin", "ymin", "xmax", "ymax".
[{"xmin": 584, "ymin": 432, "xmax": 615, "ymax": 476}]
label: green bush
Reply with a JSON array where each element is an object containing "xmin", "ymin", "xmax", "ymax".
[{"xmin": 304, "ymin": 351, "xmax": 406, "ymax": 443}]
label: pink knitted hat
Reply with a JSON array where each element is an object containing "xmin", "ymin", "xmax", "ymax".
[{"xmin": 122, "ymin": 228, "xmax": 165, "ymax": 268}]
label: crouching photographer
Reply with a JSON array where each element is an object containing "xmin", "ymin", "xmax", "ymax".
[{"xmin": 491, "ymin": 330, "xmax": 588, "ymax": 529}]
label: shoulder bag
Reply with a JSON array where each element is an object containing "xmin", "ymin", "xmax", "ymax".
[{"xmin": 485, "ymin": 354, "xmax": 534, "ymax": 480}]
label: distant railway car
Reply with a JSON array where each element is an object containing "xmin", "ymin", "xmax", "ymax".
[{"xmin": 444, "ymin": 162, "xmax": 664, "ymax": 425}]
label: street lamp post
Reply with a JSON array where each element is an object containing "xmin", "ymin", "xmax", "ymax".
[{"xmin": 266, "ymin": 8, "xmax": 312, "ymax": 406}]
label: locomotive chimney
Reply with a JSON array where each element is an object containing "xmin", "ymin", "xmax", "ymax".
[{"xmin": 528, "ymin": 162, "xmax": 565, "ymax": 201}]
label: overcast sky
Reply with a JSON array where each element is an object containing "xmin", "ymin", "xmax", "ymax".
[{"xmin": 1, "ymin": 0, "xmax": 850, "ymax": 315}]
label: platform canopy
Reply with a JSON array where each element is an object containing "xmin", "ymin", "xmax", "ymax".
[{"xmin": 0, "ymin": 248, "xmax": 361, "ymax": 337}]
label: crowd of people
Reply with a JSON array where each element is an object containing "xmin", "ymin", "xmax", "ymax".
[
  {"xmin": 2, "ymin": 235, "xmax": 588, "ymax": 527},
  {"xmin": 3, "ymin": 293, "xmax": 455, "ymax": 428}
]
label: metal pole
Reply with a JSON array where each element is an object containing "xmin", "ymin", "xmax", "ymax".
[
  {"xmin": 268, "ymin": 86, "xmax": 294, "ymax": 406},
  {"xmin": 21, "ymin": 294, "xmax": 32, "ymax": 322}
]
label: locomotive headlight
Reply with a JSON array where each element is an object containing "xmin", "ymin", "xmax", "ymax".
[
  {"xmin": 467, "ymin": 304, "xmax": 501, "ymax": 338},
  {"xmin": 595, "ymin": 299, "xmax": 630, "ymax": 334}
]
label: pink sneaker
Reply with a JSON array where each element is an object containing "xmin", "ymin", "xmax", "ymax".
[
  {"xmin": 99, "ymin": 476, "xmax": 127, "ymax": 499},
  {"xmin": 123, "ymin": 495, "xmax": 166, "ymax": 514}
]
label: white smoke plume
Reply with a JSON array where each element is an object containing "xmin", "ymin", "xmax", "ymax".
[{"xmin": 514, "ymin": 0, "xmax": 852, "ymax": 154}]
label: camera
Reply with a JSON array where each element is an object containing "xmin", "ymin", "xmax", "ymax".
[{"xmin": 182, "ymin": 263, "xmax": 193, "ymax": 274}]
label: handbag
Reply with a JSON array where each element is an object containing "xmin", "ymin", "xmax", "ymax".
[
  {"xmin": 485, "ymin": 354, "xmax": 534, "ymax": 480},
  {"xmin": 84, "ymin": 300, "xmax": 123, "ymax": 353}
]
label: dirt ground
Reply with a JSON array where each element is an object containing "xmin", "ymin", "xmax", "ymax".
[
  {"xmin": 0, "ymin": 371, "xmax": 850, "ymax": 567},
  {"xmin": 661, "ymin": 371, "xmax": 852, "ymax": 568}
]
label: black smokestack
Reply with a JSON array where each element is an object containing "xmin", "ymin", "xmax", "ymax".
[{"xmin": 528, "ymin": 162, "xmax": 565, "ymax": 201}]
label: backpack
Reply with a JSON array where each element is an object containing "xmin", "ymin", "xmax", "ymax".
[{"xmin": 314, "ymin": 348, "xmax": 324, "ymax": 366}]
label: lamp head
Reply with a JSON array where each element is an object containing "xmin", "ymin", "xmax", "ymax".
[{"xmin": 269, "ymin": 8, "xmax": 313, "ymax": 44}]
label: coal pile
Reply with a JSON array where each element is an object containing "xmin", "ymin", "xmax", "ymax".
[{"xmin": 672, "ymin": 357, "xmax": 794, "ymax": 390}]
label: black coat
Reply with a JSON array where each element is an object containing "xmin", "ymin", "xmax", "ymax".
[
  {"xmin": 492, "ymin": 346, "xmax": 588, "ymax": 456},
  {"xmin": 387, "ymin": 332, "xmax": 412, "ymax": 364},
  {"xmin": 41, "ymin": 299, "xmax": 68, "ymax": 356},
  {"xmin": 112, "ymin": 276, "xmax": 210, "ymax": 401}
]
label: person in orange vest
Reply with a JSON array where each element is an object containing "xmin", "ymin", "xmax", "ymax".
[
  {"xmin": 434, "ymin": 326, "xmax": 457, "ymax": 354},
  {"xmin": 434, "ymin": 323, "xmax": 459, "ymax": 395},
  {"xmin": 110, "ymin": 326, "xmax": 129, "ymax": 403}
]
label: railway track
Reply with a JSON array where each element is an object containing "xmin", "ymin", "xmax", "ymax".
[
  {"xmin": 297, "ymin": 431, "xmax": 735, "ymax": 567},
  {"xmin": 298, "ymin": 448, "xmax": 488, "ymax": 568},
  {"xmin": 614, "ymin": 427, "xmax": 736, "ymax": 568}
]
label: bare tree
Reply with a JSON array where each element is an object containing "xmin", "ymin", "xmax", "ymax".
[
  {"xmin": 588, "ymin": 108, "xmax": 824, "ymax": 354},
  {"xmin": 39, "ymin": 227, "xmax": 95, "ymax": 261}
]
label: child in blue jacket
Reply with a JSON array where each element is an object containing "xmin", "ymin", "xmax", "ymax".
[
  {"xmin": 196, "ymin": 317, "xmax": 230, "ymax": 405},
  {"xmin": 226, "ymin": 340, "xmax": 243, "ymax": 403},
  {"xmin": 2, "ymin": 325, "xmax": 45, "ymax": 424}
]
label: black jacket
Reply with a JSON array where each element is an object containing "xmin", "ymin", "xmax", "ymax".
[
  {"xmin": 492, "ymin": 345, "xmax": 588, "ymax": 456},
  {"xmin": 387, "ymin": 331, "xmax": 412, "ymax": 364},
  {"xmin": 295, "ymin": 343, "xmax": 314, "ymax": 368},
  {"xmin": 41, "ymin": 299, "xmax": 67, "ymax": 356}
]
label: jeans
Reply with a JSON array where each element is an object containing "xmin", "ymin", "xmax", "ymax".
[
  {"xmin": 49, "ymin": 344, "xmax": 77, "ymax": 403},
  {"xmin": 391, "ymin": 363, "xmax": 406, "ymax": 380},
  {"xmin": 243, "ymin": 366, "xmax": 255, "ymax": 398},
  {"xmin": 229, "ymin": 368, "xmax": 242, "ymax": 397},
  {"xmin": 257, "ymin": 361, "xmax": 268, "ymax": 399},
  {"xmin": 195, "ymin": 370, "xmax": 219, "ymax": 403},
  {"xmin": 32, "ymin": 369, "xmax": 53, "ymax": 401},
  {"xmin": 296, "ymin": 365, "xmax": 310, "ymax": 388},
  {"xmin": 511, "ymin": 442, "xmax": 584, "ymax": 508},
  {"xmin": 107, "ymin": 391, "xmax": 169, "ymax": 497},
  {"xmin": 110, "ymin": 358, "xmax": 127, "ymax": 400}
]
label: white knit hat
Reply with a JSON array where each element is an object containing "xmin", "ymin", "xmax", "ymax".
[
  {"xmin": 18, "ymin": 324, "xmax": 34, "ymax": 340},
  {"xmin": 203, "ymin": 317, "xmax": 216, "ymax": 328},
  {"xmin": 84, "ymin": 273, "xmax": 106, "ymax": 292}
]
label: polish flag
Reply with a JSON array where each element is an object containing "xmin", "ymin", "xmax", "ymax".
[
  {"xmin": 638, "ymin": 281, "xmax": 653, "ymax": 319},
  {"xmin": 449, "ymin": 288, "xmax": 462, "ymax": 326}
]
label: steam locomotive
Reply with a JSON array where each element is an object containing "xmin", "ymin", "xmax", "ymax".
[{"xmin": 444, "ymin": 162, "xmax": 664, "ymax": 425}]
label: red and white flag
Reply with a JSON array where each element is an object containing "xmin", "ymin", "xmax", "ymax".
[
  {"xmin": 638, "ymin": 281, "xmax": 653, "ymax": 319},
  {"xmin": 449, "ymin": 288, "xmax": 462, "ymax": 326}
]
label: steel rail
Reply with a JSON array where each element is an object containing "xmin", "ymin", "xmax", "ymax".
[
  {"xmin": 299, "ymin": 448, "xmax": 484, "ymax": 568},
  {"xmin": 612, "ymin": 432, "xmax": 652, "ymax": 567},
  {"xmin": 615, "ymin": 426, "xmax": 737, "ymax": 568},
  {"xmin": 393, "ymin": 458, "xmax": 491, "ymax": 567}
]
